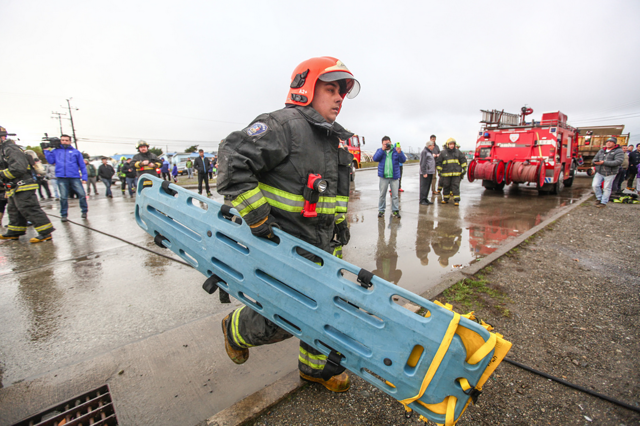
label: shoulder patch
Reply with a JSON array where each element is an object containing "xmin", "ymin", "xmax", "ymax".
[{"xmin": 245, "ymin": 122, "xmax": 268, "ymax": 137}]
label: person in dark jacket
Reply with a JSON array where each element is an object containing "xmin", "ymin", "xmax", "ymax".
[
  {"xmin": 98, "ymin": 157, "xmax": 115, "ymax": 198},
  {"xmin": 429, "ymin": 135, "xmax": 441, "ymax": 194},
  {"xmin": 419, "ymin": 140, "xmax": 436, "ymax": 205},
  {"xmin": 194, "ymin": 149, "xmax": 212, "ymax": 196},
  {"xmin": 592, "ymin": 137, "xmax": 624, "ymax": 207},
  {"xmin": 43, "ymin": 134, "xmax": 88, "ymax": 221},
  {"xmin": 373, "ymin": 136, "xmax": 406, "ymax": 218},
  {"xmin": 132, "ymin": 140, "xmax": 163, "ymax": 188},
  {"xmin": 0, "ymin": 126, "xmax": 54, "ymax": 242},
  {"xmin": 217, "ymin": 56, "xmax": 359, "ymax": 393},
  {"xmin": 436, "ymin": 138, "xmax": 467, "ymax": 206},
  {"xmin": 85, "ymin": 159, "xmax": 98, "ymax": 195},
  {"xmin": 121, "ymin": 158, "xmax": 137, "ymax": 196},
  {"xmin": 628, "ymin": 143, "xmax": 640, "ymax": 190}
]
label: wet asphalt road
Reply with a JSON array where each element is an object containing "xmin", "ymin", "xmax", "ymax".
[{"xmin": 0, "ymin": 165, "xmax": 594, "ymax": 425}]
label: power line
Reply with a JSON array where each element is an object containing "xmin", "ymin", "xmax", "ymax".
[{"xmin": 571, "ymin": 112, "xmax": 640, "ymax": 124}]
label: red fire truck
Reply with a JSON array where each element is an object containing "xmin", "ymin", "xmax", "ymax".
[
  {"xmin": 344, "ymin": 134, "xmax": 365, "ymax": 181},
  {"xmin": 467, "ymin": 107, "xmax": 579, "ymax": 194}
]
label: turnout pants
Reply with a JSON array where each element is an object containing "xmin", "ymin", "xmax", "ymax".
[
  {"xmin": 440, "ymin": 176, "xmax": 461, "ymax": 201},
  {"xmin": 6, "ymin": 190, "xmax": 54, "ymax": 235},
  {"xmin": 224, "ymin": 305, "xmax": 342, "ymax": 379}
]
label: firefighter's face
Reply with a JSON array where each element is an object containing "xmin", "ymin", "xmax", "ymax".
[
  {"xmin": 311, "ymin": 80, "xmax": 343, "ymax": 123},
  {"xmin": 139, "ymin": 145, "xmax": 148, "ymax": 153}
]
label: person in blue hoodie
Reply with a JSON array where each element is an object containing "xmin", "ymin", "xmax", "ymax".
[
  {"xmin": 161, "ymin": 159, "xmax": 171, "ymax": 181},
  {"xmin": 43, "ymin": 134, "xmax": 88, "ymax": 221},
  {"xmin": 373, "ymin": 136, "xmax": 406, "ymax": 218}
]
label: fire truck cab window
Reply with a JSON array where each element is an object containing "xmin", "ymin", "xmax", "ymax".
[{"xmin": 479, "ymin": 148, "xmax": 491, "ymax": 159}]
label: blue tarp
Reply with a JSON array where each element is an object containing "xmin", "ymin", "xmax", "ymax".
[
  {"xmin": 189, "ymin": 152, "xmax": 215, "ymax": 158},
  {"xmin": 112, "ymin": 154, "xmax": 134, "ymax": 161}
]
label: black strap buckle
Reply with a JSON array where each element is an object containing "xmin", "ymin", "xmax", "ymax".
[
  {"xmin": 357, "ymin": 269, "xmax": 374, "ymax": 289},
  {"xmin": 464, "ymin": 386, "xmax": 482, "ymax": 404},
  {"xmin": 161, "ymin": 180, "xmax": 177, "ymax": 196},
  {"xmin": 154, "ymin": 233, "xmax": 169, "ymax": 248},
  {"xmin": 202, "ymin": 274, "xmax": 231, "ymax": 303},
  {"xmin": 320, "ymin": 349, "xmax": 346, "ymax": 380}
]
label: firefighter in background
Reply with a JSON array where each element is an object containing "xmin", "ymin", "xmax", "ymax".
[
  {"xmin": 117, "ymin": 157, "xmax": 127, "ymax": 195},
  {"xmin": 217, "ymin": 56, "xmax": 359, "ymax": 393},
  {"xmin": 132, "ymin": 140, "xmax": 162, "ymax": 186},
  {"xmin": 432, "ymin": 220, "xmax": 463, "ymax": 267},
  {"xmin": 436, "ymin": 138, "xmax": 467, "ymax": 205},
  {"xmin": 0, "ymin": 126, "xmax": 54, "ymax": 243}
]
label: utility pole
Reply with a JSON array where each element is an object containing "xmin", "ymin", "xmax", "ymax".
[
  {"xmin": 63, "ymin": 98, "xmax": 79, "ymax": 149},
  {"xmin": 51, "ymin": 111, "xmax": 66, "ymax": 135}
]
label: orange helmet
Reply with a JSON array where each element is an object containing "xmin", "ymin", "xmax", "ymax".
[{"xmin": 286, "ymin": 56, "xmax": 360, "ymax": 106}]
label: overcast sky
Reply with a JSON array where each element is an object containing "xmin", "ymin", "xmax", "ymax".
[{"xmin": 1, "ymin": 0, "xmax": 639, "ymax": 156}]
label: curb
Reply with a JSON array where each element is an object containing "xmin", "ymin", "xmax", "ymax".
[
  {"xmin": 204, "ymin": 371, "xmax": 303, "ymax": 426},
  {"xmin": 203, "ymin": 189, "xmax": 594, "ymax": 426}
]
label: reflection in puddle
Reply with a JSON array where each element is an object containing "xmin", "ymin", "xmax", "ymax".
[{"xmin": 372, "ymin": 218, "xmax": 402, "ymax": 285}]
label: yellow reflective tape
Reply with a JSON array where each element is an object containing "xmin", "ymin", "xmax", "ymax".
[
  {"xmin": 399, "ymin": 312, "xmax": 460, "ymax": 406},
  {"xmin": 231, "ymin": 306, "xmax": 253, "ymax": 348},
  {"xmin": 443, "ymin": 159, "xmax": 460, "ymax": 165},
  {"xmin": 35, "ymin": 223, "xmax": 53, "ymax": 232},
  {"xmin": 8, "ymin": 225, "xmax": 27, "ymax": 231},
  {"xmin": 238, "ymin": 197, "xmax": 268, "ymax": 216},
  {"xmin": 299, "ymin": 346, "xmax": 327, "ymax": 361},
  {"xmin": 258, "ymin": 183, "xmax": 304, "ymax": 202},
  {"xmin": 2, "ymin": 169, "xmax": 15, "ymax": 179},
  {"xmin": 232, "ymin": 186, "xmax": 263, "ymax": 207},
  {"xmin": 16, "ymin": 184, "xmax": 40, "ymax": 192},
  {"xmin": 298, "ymin": 356, "xmax": 325, "ymax": 370}
]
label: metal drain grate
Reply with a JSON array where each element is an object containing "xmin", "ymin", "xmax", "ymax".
[{"xmin": 12, "ymin": 384, "xmax": 118, "ymax": 426}]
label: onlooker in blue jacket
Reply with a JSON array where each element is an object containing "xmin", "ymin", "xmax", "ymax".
[
  {"xmin": 373, "ymin": 136, "xmax": 406, "ymax": 218},
  {"xmin": 43, "ymin": 134, "xmax": 88, "ymax": 221},
  {"xmin": 161, "ymin": 159, "xmax": 171, "ymax": 181}
]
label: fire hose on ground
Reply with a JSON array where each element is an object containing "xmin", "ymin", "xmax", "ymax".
[{"xmin": 48, "ymin": 213, "xmax": 640, "ymax": 417}]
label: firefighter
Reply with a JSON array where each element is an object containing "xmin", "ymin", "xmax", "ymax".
[
  {"xmin": 0, "ymin": 126, "xmax": 54, "ymax": 243},
  {"xmin": 436, "ymin": 138, "xmax": 467, "ymax": 206},
  {"xmin": 132, "ymin": 140, "xmax": 162, "ymax": 186},
  {"xmin": 217, "ymin": 56, "xmax": 359, "ymax": 393}
]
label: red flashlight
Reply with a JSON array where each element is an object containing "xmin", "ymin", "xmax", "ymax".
[{"xmin": 302, "ymin": 173, "xmax": 328, "ymax": 218}]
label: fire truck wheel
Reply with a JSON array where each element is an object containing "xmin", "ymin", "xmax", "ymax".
[
  {"xmin": 350, "ymin": 163, "xmax": 356, "ymax": 182},
  {"xmin": 494, "ymin": 182, "xmax": 506, "ymax": 191},
  {"xmin": 563, "ymin": 170, "xmax": 575, "ymax": 188},
  {"xmin": 551, "ymin": 171, "xmax": 565, "ymax": 195}
]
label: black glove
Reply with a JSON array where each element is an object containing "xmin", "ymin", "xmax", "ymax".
[
  {"xmin": 250, "ymin": 215, "xmax": 280, "ymax": 239},
  {"xmin": 334, "ymin": 221, "xmax": 350, "ymax": 246}
]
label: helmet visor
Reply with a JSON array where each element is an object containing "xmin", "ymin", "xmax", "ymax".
[{"xmin": 319, "ymin": 71, "xmax": 361, "ymax": 99}]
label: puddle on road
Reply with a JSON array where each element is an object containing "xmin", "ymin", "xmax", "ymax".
[{"xmin": 344, "ymin": 177, "xmax": 590, "ymax": 295}]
